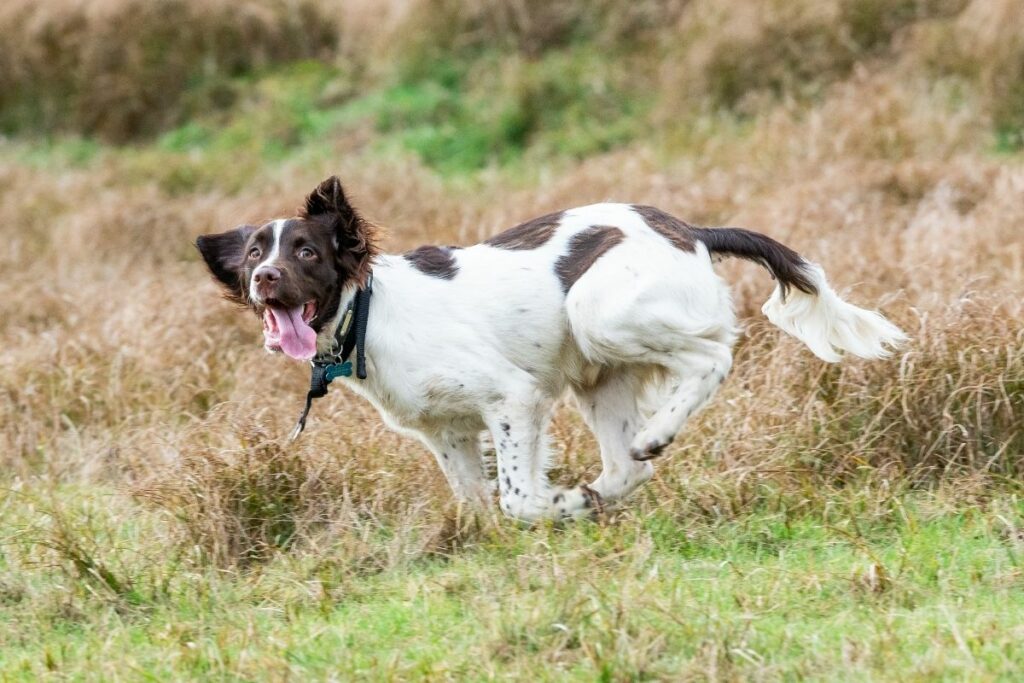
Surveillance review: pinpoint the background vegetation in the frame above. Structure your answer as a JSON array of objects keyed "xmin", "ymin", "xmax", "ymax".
[{"xmin": 1, "ymin": 0, "xmax": 1022, "ymax": 679}]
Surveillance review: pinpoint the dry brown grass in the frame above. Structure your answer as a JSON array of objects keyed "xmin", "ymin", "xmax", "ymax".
[
  {"xmin": 0, "ymin": 0, "xmax": 1020, "ymax": 564},
  {"xmin": 2, "ymin": 113, "xmax": 1021, "ymax": 571}
]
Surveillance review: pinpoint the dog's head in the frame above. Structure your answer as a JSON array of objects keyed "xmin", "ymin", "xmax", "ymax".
[{"xmin": 196, "ymin": 176, "xmax": 377, "ymax": 360}]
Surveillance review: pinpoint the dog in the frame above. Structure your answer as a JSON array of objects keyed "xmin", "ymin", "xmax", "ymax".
[{"xmin": 196, "ymin": 176, "xmax": 905, "ymax": 521}]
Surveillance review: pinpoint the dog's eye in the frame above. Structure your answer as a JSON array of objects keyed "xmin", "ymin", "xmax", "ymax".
[
  {"xmin": 298, "ymin": 247, "xmax": 317, "ymax": 260},
  {"xmin": 248, "ymin": 247, "xmax": 261, "ymax": 260}
]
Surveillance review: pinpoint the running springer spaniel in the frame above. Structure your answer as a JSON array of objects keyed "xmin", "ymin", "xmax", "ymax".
[{"xmin": 197, "ymin": 176, "xmax": 905, "ymax": 521}]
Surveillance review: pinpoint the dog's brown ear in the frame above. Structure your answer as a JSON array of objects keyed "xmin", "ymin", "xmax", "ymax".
[
  {"xmin": 195, "ymin": 225, "xmax": 254, "ymax": 303},
  {"xmin": 302, "ymin": 176, "xmax": 377, "ymax": 286},
  {"xmin": 303, "ymin": 175, "xmax": 352, "ymax": 219}
]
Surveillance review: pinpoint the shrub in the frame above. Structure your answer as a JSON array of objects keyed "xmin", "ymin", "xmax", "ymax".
[
  {"xmin": 0, "ymin": 0, "xmax": 341, "ymax": 141},
  {"xmin": 663, "ymin": 0, "xmax": 967, "ymax": 113}
]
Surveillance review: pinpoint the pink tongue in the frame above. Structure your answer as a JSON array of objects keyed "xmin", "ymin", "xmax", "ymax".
[{"xmin": 269, "ymin": 306, "xmax": 318, "ymax": 360}]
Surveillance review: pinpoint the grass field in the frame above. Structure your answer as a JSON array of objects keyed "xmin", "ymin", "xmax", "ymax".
[
  {"xmin": 5, "ymin": 485, "xmax": 1024, "ymax": 679},
  {"xmin": 2, "ymin": 0, "xmax": 1023, "ymax": 679}
]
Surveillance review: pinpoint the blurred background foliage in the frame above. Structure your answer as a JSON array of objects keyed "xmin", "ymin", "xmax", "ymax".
[{"xmin": 1, "ymin": 0, "xmax": 1022, "ymax": 177}]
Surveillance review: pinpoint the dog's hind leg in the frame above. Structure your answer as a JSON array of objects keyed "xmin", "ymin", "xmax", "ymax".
[
  {"xmin": 574, "ymin": 371, "xmax": 654, "ymax": 502},
  {"xmin": 629, "ymin": 340, "xmax": 732, "ymax": 461}
]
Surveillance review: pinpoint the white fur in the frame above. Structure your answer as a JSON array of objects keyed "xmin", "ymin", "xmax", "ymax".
[
  {"xmin": 761, "ymin": 263, "xmax": 907, "ymax": 362},
  {"xmin": 249, "ymin": 219, "xmax": 285, "ymax": 301},
  {"xmin": 315, "ymin": 204, "xmax": 903, "ymax": 521}
]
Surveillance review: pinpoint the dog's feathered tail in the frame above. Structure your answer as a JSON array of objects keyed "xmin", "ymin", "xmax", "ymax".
[{"xmin": 693, "ymin": 227, "xmax": 907, "ymax": 362}]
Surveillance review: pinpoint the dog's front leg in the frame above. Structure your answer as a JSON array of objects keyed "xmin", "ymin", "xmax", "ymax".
[
  {"xmin": 484, "ymin": 400, "xmax": 601, "ymax": 522},
  {"xmin": 419, "ymin": 429, "xmax": 494, "ymax": 507}
]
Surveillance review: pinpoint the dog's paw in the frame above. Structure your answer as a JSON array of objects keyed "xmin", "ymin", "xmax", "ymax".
[
  {"xmin": 549, "ymin": 485, "xmax": 606, "ymax": 520},
  {"xmin": 580, "ymin": 484, "xmax": 606, "ymax": 515},
  {"xmin": 629, "ymin": 433, "xmax": 674, "ymax": 461}
]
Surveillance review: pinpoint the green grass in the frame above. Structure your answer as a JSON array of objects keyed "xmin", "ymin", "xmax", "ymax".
[
  {"xmin": 4, "ymin": 484, "xmax": 1024, "ymax": 680},
  {"xmin": 374, "ymin": 48, "xmax": 651, "ymax": 173},
  {"xmin": 3, "ymin": 46, "xmax": 653, "ymax": 188}
]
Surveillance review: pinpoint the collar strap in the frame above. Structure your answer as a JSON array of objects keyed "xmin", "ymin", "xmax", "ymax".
[{"xmin": 289, "ymin": 275, "xmax": 373, "ymax": 441}]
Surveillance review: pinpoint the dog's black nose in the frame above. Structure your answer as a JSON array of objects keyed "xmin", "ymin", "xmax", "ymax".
[{"xmin": 253, "ymin": 266, "xmax": 281, "ymax": 285}]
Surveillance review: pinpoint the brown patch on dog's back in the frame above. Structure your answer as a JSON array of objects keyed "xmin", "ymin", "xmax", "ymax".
[
  {"xmin": 555, "ymin": 226, "xmax": 625, "ymax": 292},
  {"xmin": 404, "ymin": 245, "xmax": 459, "ymax": 280},
  {"xmin": 485, "ymin": 211, "xmax": 563, "ymax": 250},
  {"xmin": 632, "ymin": 205, "xmax": 696, "ymax": 252}
]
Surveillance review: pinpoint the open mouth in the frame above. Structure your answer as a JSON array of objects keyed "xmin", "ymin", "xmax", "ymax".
[{"xmin": 262, "ymin": 300, "xmax": 319, "ymax": 360}]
